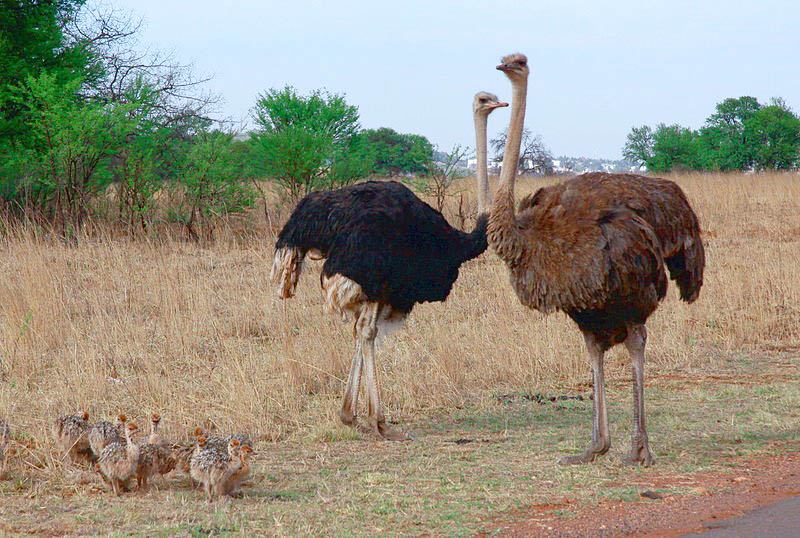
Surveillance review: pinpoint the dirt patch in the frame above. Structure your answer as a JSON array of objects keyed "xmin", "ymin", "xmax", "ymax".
[{"xmin": 495, "ymin": 449, "xmax": 800, "ymax": 537}]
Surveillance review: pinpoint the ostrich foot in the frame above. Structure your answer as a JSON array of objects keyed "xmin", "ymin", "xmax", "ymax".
[
  {"xmin": 558, "ymin": 443, "xmax": 609, "ymax": 465},
  {"xmin": 339, "ymin": 409, "xmax": 357, "ymax": 427},
  {"xmin": 622, "ymin": 436, "xmax": 654, "ymax": 467},
  {"xmin": 370, "ymin": 419, "xmax": 414, "ymax": 441}
]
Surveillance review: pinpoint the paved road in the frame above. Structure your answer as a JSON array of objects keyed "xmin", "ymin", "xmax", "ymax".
[{"xmin": 684, "ymin": 496, "xmax": 800, "ymax": 537}]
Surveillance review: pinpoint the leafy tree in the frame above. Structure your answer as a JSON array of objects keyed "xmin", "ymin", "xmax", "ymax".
[
  {"xmin": 744, "ymin": 103, "xmax": 800, "ymax": 170},
  {"xmin": 250, "ymin": 86, "xmax": 370, "ymax": 199},
  {"xmin": 491, "ymin": 128, "xmax": 553, "ymax": 175},
  {"xmin": 646, "ymin": 124, "xmax": 703, "ymax": 172},
  {"xmin": 360, "ymin": 127, "xmax": 433, "ymax": 176},
  {"xmin": 11, "ymin": 73, "xmax": 138, "ymax": 231},
  {"xmin": 625, "ymin": 96, "xmax": 800, "ymax": 172},
  {"xmin": 622, "ymin": 125, "xmax": 653, "ymax": 166},
  {"xmin": 0, "ymin": 0, "xmax": 91, "ymax": 144},
  {"xmin": 699, "ymin": 96, "xmax": 762, "ymax": 170},
  {"xmin": 170, "ymin": 131, "xmax": 254, "ymax": 240}
]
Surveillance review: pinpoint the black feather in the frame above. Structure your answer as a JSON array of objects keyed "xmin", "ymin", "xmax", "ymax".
[{"xmin": 275, "ymin": 181, "xmax": 488, "ymax": 313}]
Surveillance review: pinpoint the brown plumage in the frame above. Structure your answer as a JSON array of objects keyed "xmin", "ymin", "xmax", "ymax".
[
  {"xmin": 52, "ymin": 412, "xmax": 92, "ymax": 462},
  {"xmin": 489, "ymin": 53, "xmax": 704, "ymax": 466},
  {"xmin": 172, "ymin": 427, "xmax": 205, "ymax": 475},
  {"xmin": 135, "ymin": 442, "xmax": 159, "ymax": 490},
  {"xmin": 190, "ymin": 437, "xmax": 242, "ymax": 502},
  {"xmin": 135, "ymin": 414, "xmax": 178, "ymax": 489},
  {"xmin": 149, "ymin": 415, "xmax": 177, "ymax": 476},
  {"xmin": 223, "ymin": 444, "xmax": 253, "ymax": 497},
  {"xmin": 172, "ymin": 441, "xmax": 196, "ymax": 475},
  {"xmin": 518, "ymin": 172, "xmax": 704, "ymax": 303},
  {"xmin": 98, "ymin": 422, "xmax": 140, "ymax": 495}
]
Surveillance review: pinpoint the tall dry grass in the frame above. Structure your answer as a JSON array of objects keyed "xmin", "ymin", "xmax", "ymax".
[{"xmin": 0, "ymin": 172, "xmax": 798, "ymax": 484}]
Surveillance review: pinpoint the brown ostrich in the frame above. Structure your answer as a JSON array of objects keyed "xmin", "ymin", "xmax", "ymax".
[
  {"xmin": 271, "ymin": 92, "xmax": 506, "ymax": 440},
  {"xmin": 488, "ymin": 53, "xmax": 704, "ymax": 466}
]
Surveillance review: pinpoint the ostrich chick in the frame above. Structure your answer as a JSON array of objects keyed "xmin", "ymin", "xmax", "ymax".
[
  {"xmin": 52, "ymin": 412, "xmax": 92, "ymax": 462},
  {"xmin": 98, "ymin": 422, "xmax": 140, "ymax": 495},
  {"xmin": 136, "ymin": 414, "xmax": 175, "ymax": 488},
  {"xmin": 224, "ymin": 444, "xmax": 253, "ymax": 497},
  {"xmin": 190, "ymin": 437, "xmax": 242, "ymax": 502},
  {"xmin": 148, "ymin": 414, "xmax": 177, "ymax": 476},
  {"xmin": 195, "ymin": 428, "xmax": 253, "ymax": 451},
  {"xmin": 89, "ymin": 414, "xmax": 125, "ymax": 458},
  {"xmin": 172, "ymin": 427, "xmax": 205, "ymax": 475}
]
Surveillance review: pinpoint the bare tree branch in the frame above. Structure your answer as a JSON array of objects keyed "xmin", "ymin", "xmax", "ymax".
[{"xmin": 491, "ymin": 128, "xmax": 554, "ymax": 176}]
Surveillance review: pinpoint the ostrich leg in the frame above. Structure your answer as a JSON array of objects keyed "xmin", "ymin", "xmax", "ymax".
[
  {"xmin": 339, "ymin": 339, "xmax": 363, "ymax": 427},
  {"xmin": 362, "ymin": 303, "xmax": 411, "ymax": 441},
  {"xmin": 559, "ymin": 332, "xmax": 611, "ymax": 465},
  {"xmin": 623, "ymin": 324, "xmax": 654, "ymax": 466}
]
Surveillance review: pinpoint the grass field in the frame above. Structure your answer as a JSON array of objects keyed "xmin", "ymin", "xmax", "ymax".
[{"xmin": 0, "ymin": 172, "xmax": 799, "ymax": 535}]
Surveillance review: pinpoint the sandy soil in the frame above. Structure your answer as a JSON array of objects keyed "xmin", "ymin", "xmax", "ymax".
[{"xmin": 496, "ymin": 448, "xmax": 800, "ymax": 537}]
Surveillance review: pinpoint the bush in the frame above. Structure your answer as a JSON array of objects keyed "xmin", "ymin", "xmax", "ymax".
[
  {"xmin": 249, "ymin": 86, "xmax": 372, "ymax": 200},
  {"xmin": 170, "ymin": 131, "xmax": 254, "ymax": 240}
]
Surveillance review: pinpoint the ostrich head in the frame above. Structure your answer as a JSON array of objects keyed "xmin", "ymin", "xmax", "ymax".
[
  {"xmin": 473, "ymin": 92, "xmax": 508, "ymax": 116},
  {"xmin": 496, "ymin": 53, "xmax": 529, "ymax": 81}
]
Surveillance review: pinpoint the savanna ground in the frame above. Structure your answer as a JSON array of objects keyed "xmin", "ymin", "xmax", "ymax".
[{"xmin": 0, "ymin": 172, "xmax": 798, "ymax": 536}]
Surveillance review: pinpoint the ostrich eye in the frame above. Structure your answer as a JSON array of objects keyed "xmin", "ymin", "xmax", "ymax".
[{"xmin": 479, "ymin": 98, "xmax": 487, "ymax": 103}]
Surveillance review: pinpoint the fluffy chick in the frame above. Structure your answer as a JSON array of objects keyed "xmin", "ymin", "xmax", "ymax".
[
  {"xmin": 88, "ymin": 414, "xmax": 125, "ymax": 458},
  {"xmin": 52, "ymin": 412, "xmax": 92, "ymax": 462},
  {"xmin": 98, "ymin": 422, "xmax": 140, "ymax": 495},
  {"xmin": 190, "ymin": 437, "xmax": 242, "ymax": 502}
]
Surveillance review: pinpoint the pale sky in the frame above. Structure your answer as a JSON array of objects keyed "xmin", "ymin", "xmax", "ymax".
[{"xmin": 115, "ymin": 0, "xmax": 799, "ymax": 159}]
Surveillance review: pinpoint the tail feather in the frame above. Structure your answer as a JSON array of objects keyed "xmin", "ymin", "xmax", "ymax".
[
  {"xmin": 270, "ymin": 247, "xmax": 304, "ymax": 299},
  {"xmin": 665, "ymin": 233, "xmax": 704, "ymax": 303}
]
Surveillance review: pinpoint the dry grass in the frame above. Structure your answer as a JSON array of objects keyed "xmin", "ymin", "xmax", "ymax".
[{"xmin": 0, "ymin": 171, "xmax": 799, "ymax": 535}]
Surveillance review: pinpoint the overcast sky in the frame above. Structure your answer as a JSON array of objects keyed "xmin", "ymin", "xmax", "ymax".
[{"xmin": 114, "ymin": 0, "xmax": 799, "ymax": 159}]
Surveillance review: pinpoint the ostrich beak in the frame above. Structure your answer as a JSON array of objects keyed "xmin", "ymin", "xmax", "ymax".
[
  {"xmin": 489, "ymin": 102, "xmax": 509, "ymax": 109},
  {"xmin": 497, "ymin": 64, "xmax": 511, "ymax": 72}
]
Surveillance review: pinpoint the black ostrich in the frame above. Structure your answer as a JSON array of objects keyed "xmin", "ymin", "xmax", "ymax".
[{"xmin": 271, "ymin": 93, "xmax": 507, "ymax": 440}]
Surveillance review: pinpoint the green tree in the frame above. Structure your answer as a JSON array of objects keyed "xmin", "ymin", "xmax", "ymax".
[
  {"xmin": 361, "ymin": 127, "xmax": 433, "ymax": 176},
  {"xmin": 0, "ymin": 0, "xmax": 91, "ymax": 144},
  {"xmin": 647, "ymin": 124, "xmax": 703, "ymax": 172},
  {"xmin": 622, "ymin": 125, "xmax": 653, "ymax": 166},
  {"xmin": 699, "ymin": 96, "xmax": 762, "ymax": 170},
  {"xmin": 171, "ymin": 131, "xmax": 254, "ymax": 240},
  {"xmin": 250, "ymin": 86, "xmax": 370, "ymax": 199},
  {"xmin": 10, "ymin": 73, "xmax": 137, "ymax": 231},
  {"xmin": 744, "ymin": 102, "xmax": 800, "ymax": 170}
]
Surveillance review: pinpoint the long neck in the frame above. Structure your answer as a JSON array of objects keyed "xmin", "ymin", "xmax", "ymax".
[
  {"xmin": 124, "ymin": 429, "xmax": 136, "ymax": 453},
  {"xmin": 474, "ymin": 112, "xmax": 490, "ymax": 213},
  {"xmin": 149, "ymin": 422, "xmax": 159, "ymax": 444},
  {"xmin": 488, "ymin": 78, "xmax": 529, "ymax": 264}
]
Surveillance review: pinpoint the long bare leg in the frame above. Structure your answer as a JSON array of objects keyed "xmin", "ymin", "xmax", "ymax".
[
  {"xmin": 559, "ymin": 331, "xmax": 610, "ymax": 465},
  {"xmin": 362, "ymin": 304, "xmax": 411, "ymax": 441},
  {"xmin": 623, "ymin": 324, "xmax": 654, "ymax": 466},
  {"xmin": 339, "ymin": 339, "xmax": 363, "ymax": 427}
]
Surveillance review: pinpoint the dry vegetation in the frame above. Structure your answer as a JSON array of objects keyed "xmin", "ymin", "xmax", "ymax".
[{"xmin": 0, "ymin": 172, "xmax": 799, "ymax": 535}]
